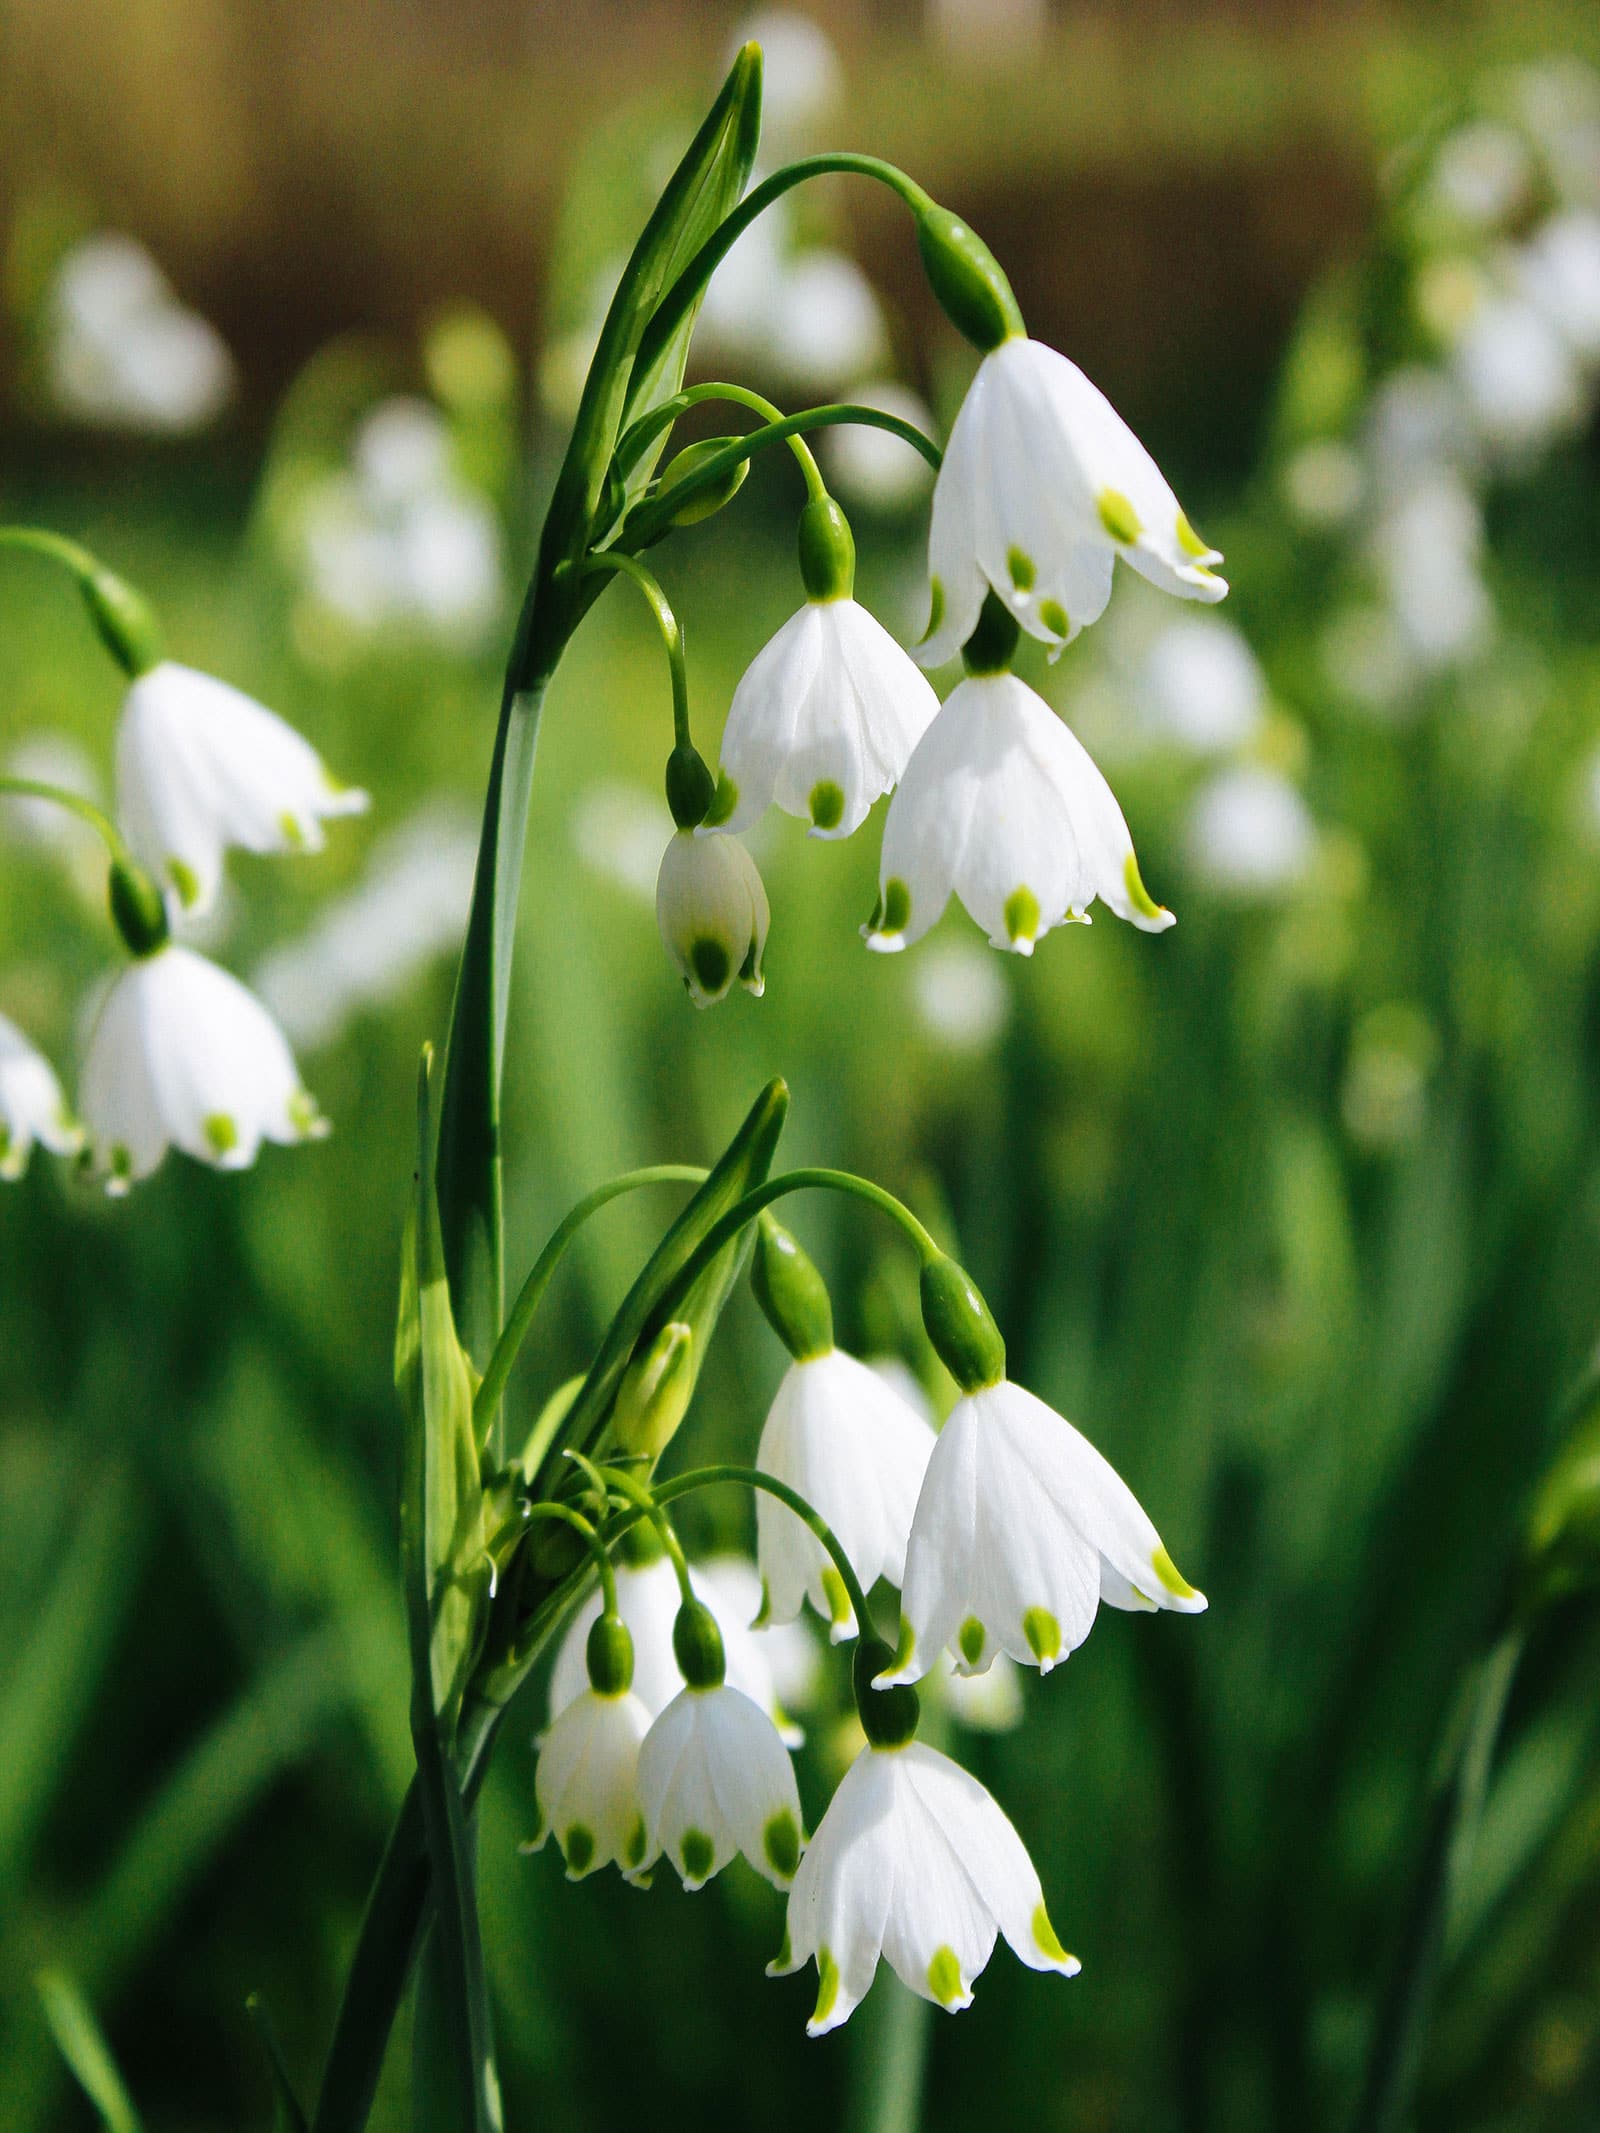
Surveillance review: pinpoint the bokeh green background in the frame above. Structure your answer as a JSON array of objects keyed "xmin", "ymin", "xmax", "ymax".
[{"xmin": 4, "ymin": 4, "xmax": 1600, "ymax": 2129}]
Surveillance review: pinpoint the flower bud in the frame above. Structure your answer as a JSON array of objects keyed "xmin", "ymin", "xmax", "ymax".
[
  {"xmin": 665, "ymin": 741, "xmax": 715, "ymax": 830},
  {"xmin": 656, "ymin": 827, "xmax": 770, "ymax": 1008},
  {"xmin": 585, "ymin": 1611, "xmax": 635, "ymax": 1696},
  {"xmin": 1521, "ymin": 1375, "xmax": 1600, "ymax": 1611},
  {"xmin": 80, "ymin": 566, "xmax": 163, "ymax": 679},
  {"xmin": 796, "ymin": 494, "xmax": 855, "ymax": 603},
  {"xmin": 751, "ymin": 1214, "xmax": 833, "ymax": 1361},
  {"xmin": 107, "ymin": 857, "xmax": 170, "ymax": 958},
  {"xmin": 854, "ymin": 1636, "xmax": 920, "ymax": 1748},
  {"xmin": 656, "ymin": 436, "xmax": 751, "ymax": 526},
  {"xmin": 612, "ymin": 1321, "xmax": 696, "ymax": 1458},
  {"xmin": 672, "ymin": 1596, "xmax": 727, "ymax": 1689},
  {"xmin": 919, "ymin": 1253, "xmax": 1006, "ymax": 1393},
  {"xmin": 915, "ymin": 204, "xmax": 1024, "ymax": 353}
]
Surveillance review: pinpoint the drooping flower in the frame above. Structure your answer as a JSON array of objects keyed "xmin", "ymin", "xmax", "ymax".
[
  {"xmin": 918, "ymin": 336, "xmax": 1225, "ymax": 669},
  {"xmin": 864, "ymin": 671, "xmax": 1173, "ymax": 956},
  {"xmin": 771, "ymin": 1739, "xmax": 1077, "ymax": 2033},
  {"xmin": 877, "ymin": 1379, "xmax": 1206, "ymax": 1686},
  {"xmin": 755, "ymin": 1349, "xmax": 936, "ymax": 1640},
  {"xmin": 655, "ymin": 827, "xmax": 769, "ymax": 1007},
  {"xmin": 530, "ymin": 1682, "xmax": 653, "ymax": 1881},
  {"xmin": 636, "ymin": 1680, "xmax": 805, "ymax": 1891},
  {"xmin": 0, "ymin": 1013, "xmax": 82, "ymax": 1180},
  {"xmin": 116, "ymin": 662, "xmax": 368, "ymax": 914},
  {"xmin": 78, "ymin": 945, "xmax": 327, "ymax": 1193},
  {"xmin": 709, "ymin": 600, "xmax": 938, "ymax": 840}
]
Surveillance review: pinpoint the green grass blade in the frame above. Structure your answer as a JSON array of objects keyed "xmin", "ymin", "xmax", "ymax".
[{"xmin": 34, "ymin": 1971, "xmax": 143, "ymax": 2133}]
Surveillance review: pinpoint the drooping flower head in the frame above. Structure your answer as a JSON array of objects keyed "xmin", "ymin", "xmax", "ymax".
[
  {"xmin": 529, "ymin": 1614, "xmax": 652, "ymax": 1882},
  {"xmin": 655, "ymin": 827, "xmax": 769, "ymax": 1008},
  {"xmin": 0, "ymin": 1013, "xmax": 81, "ymax": 1180}
]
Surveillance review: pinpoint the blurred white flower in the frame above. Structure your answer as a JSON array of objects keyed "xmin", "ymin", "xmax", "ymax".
[
  {"xmin": 911, "ymin": 936, "xmax": 1010, "ymax": 1053},
  {"xmin": 45, "ymin": 234, "xmax": 234, "ymax": 436},
  {"xmin": 936, "ymin": 1649, "xmax": 1025, "ymax": 1733},
  {"xmin": 1185, "ymin": 764, "xmax": 1317, "ymax": 898},
  {"xmin": 1363, "ymin": 367, "xmax": 1475, "ymax": 498},
  {"xmin": 1514, "ymin": 59, "xmax": 1600, "ymax": 208},
  {"xmin": 656, "ymin": 827, "xmax": 769, "ymax": 1007},
  {"xmin": 1516, "ymin": 210, "xmax": 1600, "ymax": 361},
  {"xmin": 1427, "ymin": 120, "xmax": 1533, "ymax": 233},
  {"xmin": 767, "ymin": 251, "xmax": 890, "ymax": 396},
  {"xmin": 1319, "ymin": 606, "xmax": 1419, "ymax": 719},
  {"xmin": 731, "ymin": 13, "xmax": 842, "ymax": 151},
  {"xmin": 352, "ymin": 398, "xmax": 454, "ymax": 504},
  {"xmin": 694, "ymin": 208, "xmax": 793, "ymax": 374},
  {"xmin": 3, "ymin": 735, "xmax": 109, "ymax": 909},
  {"xmin": 1136, "ymin": 616, "xmax": 1267, "ymax": 756},
  {"xmin": 253, "ymin": 802, "xmax": 479, "ymax": 1050},
  {"xmin": 0, "ymin": 1012, "xmax": 81, "ymax": 1180},
  {"xmin": 1369, "ymin": 470, "xmax": 1492, "ymax": 671},
  {"xmin": 1280, "ymin": 439, "xmax": 1365, "ymax": 530},
  {"xmin": 572, "ymin": 781, "xmax": 675, "ymax": 902},
  {"xmin": 693, "ymin": 1555, "xmax": 821, "ymax": 1718},
  {"xmin": 1452, "ymin": 293, "xmax": 1586, "ymax": 458},
  {"xmin": 820, "ymin": 380, "xmax": 938, "ymax": 513}
]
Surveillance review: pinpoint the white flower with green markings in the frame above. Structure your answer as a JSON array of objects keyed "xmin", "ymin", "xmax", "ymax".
[
  {"xmin": 708, "ymin": 598, "xmax": 938, "ymax": 840},
  {"xmin": 755, "ymin": 1349, "xmax": 935, "ymax": 1640},
  {"xmin": 864, "ymin": 671, "xmax": 1173, "ymax": 956},
  {"xmin": 530, "ymin": 1683, "xmax": 652, "ymax": 1882},
  {"xmin": 918, "ymin": 336, "xmax": 1226, "ymax": 668},
  {"xmin": 878, "ymin": 1379, "xmax": 1207, "ymax": 1684},
  {"xmin": 636, "ymin": 1677, "xmax": 805, "ymax": 1892},
  {"xmin": 116, "ymin": 661, "xmax": 368, "ymax": 914},
  {"xmin": 771, "ymin": 1738, "xmax": 1077, "ymax": 2033},
  {"xmin": 79, "ymin": 944, "xmax": 327, "ymax": 1192},
  {"xmin": 655, "ymin": 827, "xmax": 769, "ymax": 1008},
  {"xmin": 0, "ymin": 1012, "xmax": 82, "ymax": 1180}
]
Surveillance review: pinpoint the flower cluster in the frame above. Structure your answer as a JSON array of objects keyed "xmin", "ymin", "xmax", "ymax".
[{"xmin": 0, "ymin": 546, "xmax": 365, "ymax": 1192}]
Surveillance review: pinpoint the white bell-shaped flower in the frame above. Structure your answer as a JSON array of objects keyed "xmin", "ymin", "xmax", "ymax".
[
  {"xmin": 636, "ymin": 1680, "xmax": 805, "ymax": 1891},
  {"xmin": 755, "ymin": 1350, "xmax": 936, "ymax": 1640},
  {"xmin": 530, "ymin": 1684, "xmax": 652, "ymax": 1881},
  {"xmin": 711, "ymin": 600, "xmax": 938, "ymax": 840},
  {"xmin": 116, "ymin": 662, "xmax": 368, "ymax": 914},
  {"xmin": 548, "ymin": 1555, "xmax": 803, "ymax": 1743},
  {"xmin": 0, "ymin": 1013, "xmax": 82, "ymax": 1180},
  {"xmin": 864, "ymin": 672, "xmax": 1173, "ymax": 956},
  {"xmin": 655, "ymin": 828, "xmax": 769, "ymax": 1008},
  {"xmin": 79, "ymin": 945, "xmax": 327, "ymax": 1193},
  {"xmin": 878, "ymin": 1379, "xmax": 1206, "ymax": 1686},
  {"xmin": 771, "ymin": 1739, "xmax": 1077, "ymax": 2033},
  {"xmin": 920, "ymin": 336, "xmax": 1226, "ymax": 668}
]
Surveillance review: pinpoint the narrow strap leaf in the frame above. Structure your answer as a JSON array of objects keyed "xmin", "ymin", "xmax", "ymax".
[
  {"xmin": 35, "ymin": 1971, "xmax": 143, "ymax": 2133},
  {"xmin": 247, "ymin": 1994, "xmax": 311, "ymax": 2133}
]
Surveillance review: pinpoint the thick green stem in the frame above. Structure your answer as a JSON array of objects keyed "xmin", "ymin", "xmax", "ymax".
[
  {"xmin": 616, "ymin": 381, "xmax": 828, "ymax": 501},
  {"xmin": 650, "ymin": 1463, "xmax": 877, "ymax": 1636},
  {"xmin": 0, "ymin": 777, "xmax": 128, "ymax": 863}
]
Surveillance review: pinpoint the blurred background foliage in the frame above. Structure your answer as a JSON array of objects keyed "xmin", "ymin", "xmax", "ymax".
[{"xmin": 4, "ymin": 3, "xmax": 1600, "ymax": 2130}]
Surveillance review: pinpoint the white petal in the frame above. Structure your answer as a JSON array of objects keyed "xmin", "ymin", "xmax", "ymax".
[
  {"xmin": 637, "ymin": 1685, "xmax": 801, "ymax": 1889},
  {"xmin": 901, "ymin": 1743, "xmax": 1078, "ymax": 1977},
  {"xmin": 0, "ymin": 1014, "xmax": 80, "ymax": 1177},
  {"xmin": 780, "ymin": 1746, "xmax": 898, "ymax": 2034},
  {"xmin": 655, "ymin": 830, "xmax": 769, "ymax": 1006},
  {"xmin": 533, "ymin": 1688, "xmax": 651, "ymax": 1878},
  {"xmin": 882, "ymin": 1400, "xmax": 981, "ymax": 1684}
]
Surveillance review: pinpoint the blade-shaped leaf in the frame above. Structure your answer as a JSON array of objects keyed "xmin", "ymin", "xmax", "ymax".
[{"xmin": 35, "ymin": 1971, "xmax": 142, "ymax": 2133}]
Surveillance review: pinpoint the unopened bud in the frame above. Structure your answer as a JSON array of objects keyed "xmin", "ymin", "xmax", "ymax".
[
  {"xmin": 796, "ymin": 494, "xmax": 855, "ymax": 603},
  {"xmin": 108, "ymin": 858, "xmax": 169, "ymax": 958},
  {"xmin": 656, "ymin": 436, "xmax": 750, "ymax": 526},
  {"xmin": 916, "ymin": 204, "xmax": 1025, "ymax": 353},
  {"xmin": 751, "ymin": 1214, "xmax": 833, "ymax": 1361},
  {"xmin": 586, "ymin": 1612, "xmax": 635, "ymax": 1696},
  {"xmin": 665, "ymin": 742, "xmax": 715, "ymax": 830},
  {"xmin": 612, "ymin": 1321, "xmax": 697, "ymax": 1458},
  {"xmin": 81, "ymin": 567, "xmax": 163, "ymax": 679},
  {"xmin": 672, "ymin": 1597, "xmax": 726, "ymax": 1690},
  {"xmin": 919, "ymin": 1253, "xmax": 1006, "ymax": 1393}
]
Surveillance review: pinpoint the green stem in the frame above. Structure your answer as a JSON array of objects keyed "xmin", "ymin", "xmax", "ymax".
[
  {"xmin": 578, "ymin": 553, "xmax": 693, "ymax": 748},
  {"xmin": 523, "ymin": 1503, "xmax": 616, "ymax": 1617},
  {"xmin": 617, "ymin": 381, "xmax": 828, "ymax": 501},
  {"xmin": 1351, "ymin": 1626, "xmax": 1525, "ymax": 2133},
  {"xmin": 0, "ymin": 525, "xmax": 104, "ymax": 576},
  {"xmin": 642, "ymin": 1463, "xmax": 875, "ymax": 1638},
  {"xmin": 0, "ymin": 777, "xmax": 128, "ymax": 863},
  {"xmin": 577, "ymin": 1458, "xmax": 695, "ymax": 1605},
  {"xmin": 475, "ymin": 1166, "xmax": 707, "ymax": 1437}
]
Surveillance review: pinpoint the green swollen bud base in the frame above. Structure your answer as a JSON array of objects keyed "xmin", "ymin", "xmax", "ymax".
[
  {"xmin": 751, "ymin": 1213, "xmax": 833, "ymax": 1361},
  {"xmin": 612, "ymin": 1320, "xmax": 696, "ymax": 1458},
  {"xmin": 586, "ymin": 1612, "xmax": 635, "ymax": 1696},
  {"xmin": 916, "ymin": 204, "xmax": 1025, "ymax": 353},
  {"xmin": 797, "ymin": 494, "xmax": 856, "ymax": 603},
  {"xmin": 854, "ymin": 1638, "xmax": 919, "ymax": 1748},
  {"xmin": 81, "ymin": 567, "xmax": 163, "ymax": 679},
  {"xmin": 920, "ymin": 1253, "xmax": 1006, "ymax": 1392},
  {"xmin": 666, "ymin": 743, "xmax": 715, "ymax": 829},
  {"xmin": 672, "ymin": 1598, "xmax": 727, "ymax": 1690},
  {"xmin": 108, "ymin": 859, "xmax": 170, "ymax": 958},
  {"xmin": 961, "ymin": 590, "xmax": 1022, "ymax": 676}
]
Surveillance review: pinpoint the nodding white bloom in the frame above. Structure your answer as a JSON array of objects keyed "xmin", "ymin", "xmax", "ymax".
[
  {"xmin": 46, "ymin": 233, "xmax": 235, "ymax": 437},
  {"xmin": 711, "ymin": 600, "xmax": 939, "ymax": 840},
  {"xmin": 772, "ymin": 1740, "xmax": 1077, "ymax": 2033},
  {"xmin": 79, "ymin": 945, "xmax": 327, "ymax": 1193},
  {"xmin": 756, "ymin": 1350, "xmax": 936, "ymax": 1641},
  {"xmin": 0, "ymin": 1014, "xmax": 81, "ymax": 1180},
  {"xmin": 116, "ymin": 662, "xmax": 368, "ymax": 915},
  {"xmin": 655, "ymin": 828, "xmax": 769, "ymax": 1007},
  {"xmin": 530, "ymin": 1683, "xmax": 652, "ymax": 1881},
  {"xmin": 636, "ymin": 1682, "xmax": 804, "ymax": 1891},
  {"xmin": 1452, "ymin": 294, "xmax": 1585, "ymax": 458},
  {"xmin": 1517, "ymin": 210, "xmax": 1600, "ymax": 361},
  {"xmin": 878, "ymin": 1379, "xmax": 1206, "ymax": 1686},
  {"xmin": 919, "ymin": 336, "xmax": 1225, "ymax": 669},
  {"xmin": 864, "ymin": 671, "xmax": 1173, "ymax": 957},
  {"xmin": 548, "ymin": 1556, "xmax": 804, "ymax": 1743}
]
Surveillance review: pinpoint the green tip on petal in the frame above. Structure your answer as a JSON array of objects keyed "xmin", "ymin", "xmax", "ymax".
[
  {"xmin": 1004, "ymin": 885, "xmax": 1040, "ymax": 949},
  {"xmin": 919, "ymin": 577, "xmax": 945, "ymax": 645},
  {"xmin": 1023, "ymin": 1606, "xmax": 1062, "ymax": 1667},
  {"xmin": 822, "ymin": 1565, "xmax": 853, "ymax": 1633},
  {"xmin": 624, "ymin": 1814, "xmax": 648, "ymax": 1870},
  {"xmin": 1097, "ymin": 488, "xmax": 1143, "ymax": 544},
  {"xmin": 1037, "ymin": 597, "xmax": 1071, "ymax": 640},
  {"xmin": 958, "ymin": 1615, "xmax": 986, "ymax": 1669},
  {"xmin": 689, "ymin": 937, "xmax": 732, "ymax": 997},
  {"xmin": 167, "ymin": 857, "xmax": 201, "ymax": 909},
  {"xmin": 809, "ymin": 779, "xmax": 845, "ymax": 833},
  {"xmin": 681, "ymin": 1828, "xmax": 716, "ymax": 1884},
  {"xmin": 812, "ymin": 1947, "xmax": 840, "ymax": 2027},
  {"xmin": 763, "ymin": 1810, "xmax": 801, "ymax": 1882},
  {"xmin": 928, "ymin": 1946, "xmax": 968, "ymax": 2008},
  {"xmin": 1123, "ymin": 852, "xmax": 1173, "ymax": 929},
  {"xmin": 1175, "ymin": 511, "xmax": 1211, "ymax": 559},
  {"xmin": 1032, "ymin": 1904, "xmax": 1077, "ymax": 1970},
  {"xmin": 277, "ymin": 810, "xmax": 308, "ymax": 850},
  {"xmin": 562, "ymin": 1823, "xmax": 595, "ymax": 1878},
  {"xmin": 1006, "ymin": 546, "xmax": 1036, "ymax": 592},
  {"xmin": 1152, "ymin": 1545, "xmax": 1203, "ymax": 1603},
  {"xmin": 204, "ymin": 1112, "xmax": 239, "ymax": 1158}
]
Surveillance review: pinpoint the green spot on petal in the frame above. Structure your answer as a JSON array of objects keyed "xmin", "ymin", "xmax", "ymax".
[
  {"xmin": 1006, "ymin": 546, "xmax": 1036, "ymax": 592},
  {"xmin": 563, "ymin": 1823, "xmax": 594, "ymax": 1876},
  {"xmin": 624, "ymin": 1813, "xmax": 647, "ymax": 1868},
  {"xmin": 689, "ymin": 938, "xmax": 731, "ymax": 997},
  {"xmin": 920, "ymin": 577, "xmax": 945, "ymax": 644},
  {"xmin": 703, "ymin": 771, "xmax": 738, "ymax": 827},
  {"xmin": 1175, "ymin": 511, "xmax": 1210, "ymax": 558},
  {"xmin": 1004, "ymin": 885, "xmax": 1040, "ymax": 945},
  {"xmin": 774, "ymin": 1927, "xmax": 792, "ymax": 1971},
  {"xmin": 278, "ymin": 810, "xmax": 308, "ymax": 850},
  {"xmin": 1097, "ymin": 488, "xmax": 1142, "ymax": 544},
  {"xmin": 1032, "ymin": 1903, "xmax": 1070, "ymax": 1963},
  {"xmin": 1123, "ymin": 851, "xmax": 1171, "ymax": 926},
  {"xmin": 958, "ymin": 1616, "xmax": 986, "ymax": 1668},
  {"xmin": 928, "ymin": 1945, "xmax": 965, "ymax": 2007},
  {"xmin": 681, "ymin": 1828, "xmax": 715, "ymax": 1883},
  {"xmin": 880, "ymin": 878, "xmax": 911, "ymax": 935},
  {"xmin": 809, "ymin": 779, "xmax": 845, "ymax": 832},
  {"xmin": 890, "ymin": 1616, "xmax": 915, "ymax": 1673},
  {"xmin": 763, "ymin": 1809, "xmax": 801, "ymax": 1882},
  {"xmin": 1037, "ymin": 598, "xmax": 1070, "ymax": 639},
  {"xmin": 821, "ymin": 1565, "xmax": 852, "ymax": 1631},
  {"xmin": 167, "ymin": 857, "xmax": 200, "ymax": 908},
  {"xmin": 204, "ymin": 1112, "xmax": 238, "ymax": 1158},
  {"xmin": 1152, "ymin": 1545, "xmax": 1199, "ymax": 1600},
  {"xmin": 108, "ymin": 1143, "xmax": 134, "ymax": 1188},
  {"xmin": 288, "ymin": 1089, "xmax": 328, "ymax": 1141},
  {"xmin": 813, "ymin": 1947, "xmax": 840, "ymax": 2025},
  {"xmin": 1023, "ymin": 1606, "xmax": 1062, "ymax": 1665}
]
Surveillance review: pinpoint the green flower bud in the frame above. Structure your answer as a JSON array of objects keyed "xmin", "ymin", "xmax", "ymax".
[
  {"xmin": 108, "ymin": 859, "xmax": 170, "ymax": 958},
  {"xmin": 665, "ymin": 742, "xmax": 716, "ymax": 829},
  {"xmin": 586, "ymin": 1612, "xmax": 635, "ymax": 1696},
  {"xmin": 612, "ymin": 1320, "xmax": 696, "ymax": 1458},
  {"xmin": 960, "ymin": 590, "xmax": 1021, "ymax": 676},
  {"xmin": 920, "ymin": 1253, "xmax": 1006, "ymax": 1393},
  {"xmin": 916, "ymin": 204, "xmax": 1025, "ymax": 353},
  {"xmin": 751, "ymin": 1213, "xmax": 834, "ymax": 1361},
  {"xmin": 80, "ymin": 566, "xmax": 163, "ymax": 679},
  {"xmin": 854, "ymin": 1636, "xmax": 920, "ymax": 1748},
  {"xmin": 672, "ymin": 1597, "xmax": 726, "ymax": 1690},
  {"xmin": 797, "ymin": 494, "xmax": 856, "ymax": 603},
  {"xmin": 1522, "ymin": 1376, "xmax": 1600, "ymax": 1611},
  {"xmin": 656, "ymin": 436, "xmax": 751, "ymax": 525}
]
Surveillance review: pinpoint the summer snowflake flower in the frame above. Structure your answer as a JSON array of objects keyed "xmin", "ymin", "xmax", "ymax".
[
  {"xmin": 530, "ymin": 1683, "xmax": 652, "ymax": 1881},
  {"xmin": 636, "ymin": 1681, "xmax": 805, "ymax": 1891},
  {"xmin": 0, "ymin": 1013, "xmax": 81, "ymax": 1180},
  {"xmin": 116, "ymin": 662, "xmax": 368, "ymax": 914},
  {"xmin": 864, "ymin": 672, "xmax": 1172, "ymax": 956},
  {"xmin": 771, "ymin": 1739, "xmax": 1077, "ymax": 2034},
  {"xmin": 919, "ymin": 337, "xmax": 1226, "ymax": 668},
  {"xmin": 655, "ymin": 828, "xmax": 769, "ymax": 1008},
  {"xmin": 709, "ymin": 599, "xmax": 938, "ymax": 840},
  {"xmin": 79, "ymin": 945, "xmax": 327, "ymax": 1192},
  {"xmin": 878, "ymin": 1379, "xmax": 1206, "ymax": 1685},
  {"xmin": 755, "ymin": 1349, "xmax": 936, "ymax": 1640}
]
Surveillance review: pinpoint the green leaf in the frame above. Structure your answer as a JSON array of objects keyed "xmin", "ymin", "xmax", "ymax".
[
  {"xmin": 35, "ymin": 1971, "xmax": 142, "ymax": 2133},
  {"xmin": 247, "ymin": 1995, "xmax": 310, "ymax": 2133}
]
